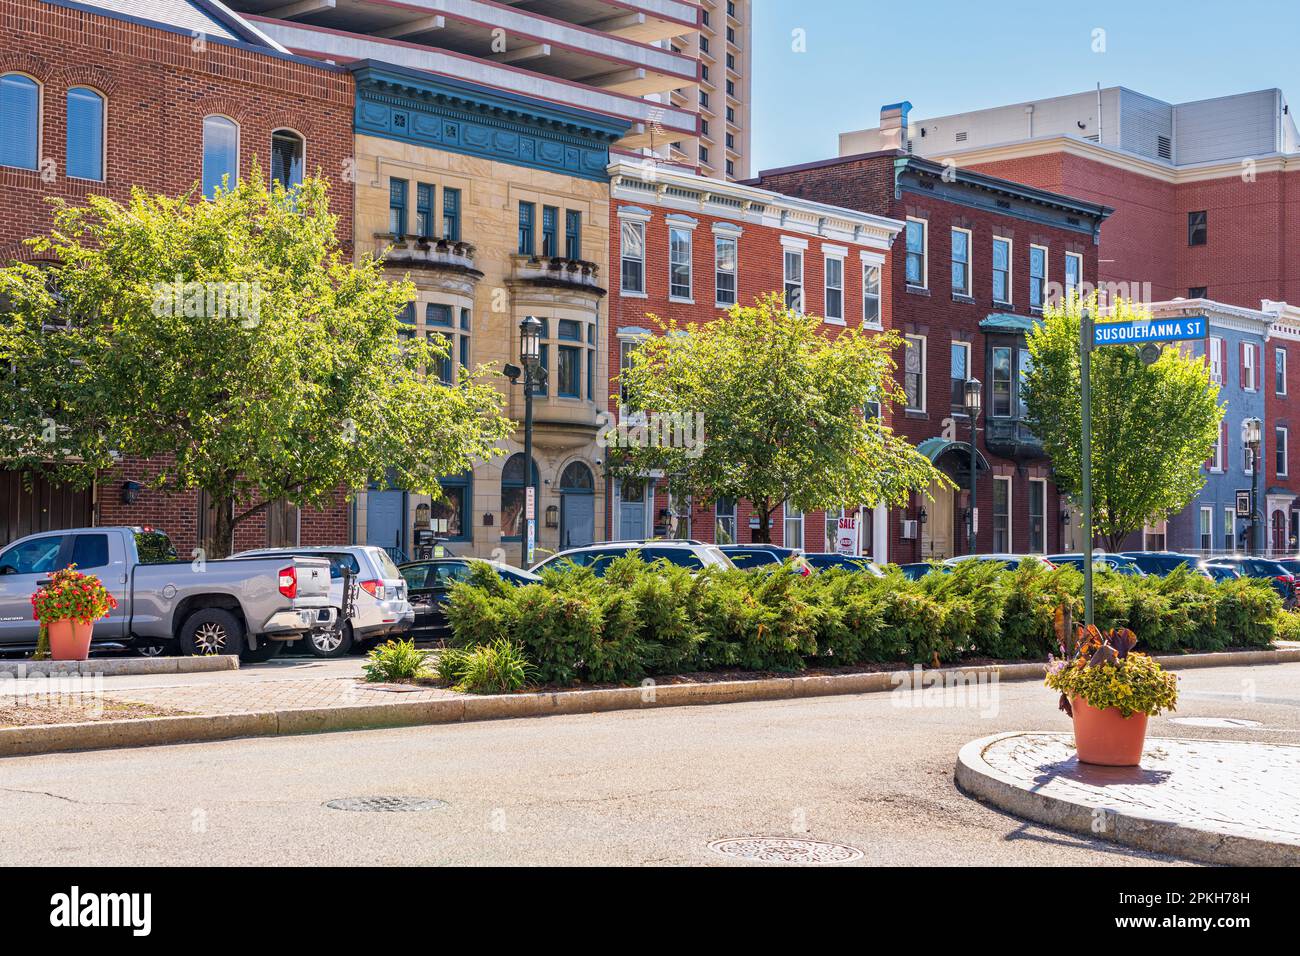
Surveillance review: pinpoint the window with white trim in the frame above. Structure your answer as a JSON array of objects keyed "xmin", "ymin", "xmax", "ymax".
[
  {"xmin": 669, "ymin": 226, "xmax": 693, "ymax": 300},
  {"xmin": 783, "ymin": 248, "xmax": 803, "ymax": 312},
  {"xmin": 1208, "ymin": 336, "xmax": 1223, "ymax": 386},
  {"xmin": 1028, "ymin": 479, "xmax": 1046, "ymax": 553},
  {"xmin": 714, "ymin": 234, "xmax": 737, "ymax": 307},
  {"xmin": 1200, "ymin": 507, "xmax": 1213, "ymax": 552},
  {"xmin": 715, "ymin": 498, "xmax": 737, "ymax": 544},
  {"xmin": 903, "ymin": 334, "xmax": 926, "ymax": 412},
  {"xmin": 992, "ymin": 237, "xmax": 1012, "ymax": 304},
  {"xmin": 1224, "ymin": 507, "xmax": 1235, "ymax": 551},
  {"xmin": 1029, "ymin": 244, "xmax": 1047, "ymax": 311},
  {"xmin": 1276, "ymin": 347, "xmax": 1287, "ymax": 396},
  {"xmin": 620, "ymin": 219, "xmax": 645, "ymax": 294},
  {"xmin": 951, "ymin": 227, "xmax": 971, "ymax": 297},
  {"xmin": 1209, "ymin": 420, "xmax": 1225, "ymax": 473},
  {"xmin": 824, "ymin": 253, "xmax": 844, "ymax": 322},
  {"xmin": 1277, "ymin": 426, "xmax": 1289, "ymax": 478},
  {"xmin": 67, "ymin": 86, "xmax": 105, "ymax": 182},
  {"xmin": 950, "ymin": 341, "xmax": 970, "ymax": 410},
  {"xmin": 863, "ymin": 261, "xmax": 882, "ymax": 327},
  {"xmin": 0, "ymin": 73, "xmax": 41, "ymax": 171},
  {"xmin": 905, "ymin": 218, "xmax": 927, "ymax": 288},
  {"xmin": 202, "ymin": 115, "xmax": 239, "ymax": 198},
  {"xmin": 1064, "ymin": 252, "xmax": 1083, "ymax": 301},
  {"xmin": 992, "ymin": 476, "xmax": 1011, "ymax": 552},
  {"xmin": 783, "ymin": 504, "xmax": 804, "ymax": 551},
  {"xmin": 1243, "ymin": 342, "xmax": 1258, "ymax": 392}
]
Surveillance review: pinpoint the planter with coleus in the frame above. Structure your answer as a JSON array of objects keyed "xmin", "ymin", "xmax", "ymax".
[
  {"xmin": 30, "ymin": 566, "xmax": 118, "ymax": 661},
  {"xmin": 1045, "ymin": 625, "xmax": 1179, "ymax": 766}
]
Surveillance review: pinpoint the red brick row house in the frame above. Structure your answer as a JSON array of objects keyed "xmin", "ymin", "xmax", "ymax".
[
  {"xmin": 604, "ymin": 158, "xmax": 904, "ymax": 555},
  {"xmin": 754, "ymin": 105, "xmax": 1113, "ymax": 562},
  {"xmin": 0, "ymin": 0, "xmax": 355, "ymax": 552}
]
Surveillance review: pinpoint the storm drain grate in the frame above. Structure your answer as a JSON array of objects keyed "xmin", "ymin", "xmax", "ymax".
[
  {"xmin": 325, "ymin": 796, "xmax": 447, "ymax": 813},
  {"xmin": 1168, "ymin": 717, "xmax": 1262, "ymax": 729},
  {"xmin": 708, "ymin": 838, "xmax": 863, "ymax": 865}
]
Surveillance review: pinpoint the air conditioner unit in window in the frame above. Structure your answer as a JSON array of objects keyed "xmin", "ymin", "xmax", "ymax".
[{"xmin": 901, "ymin": 519, "xmax": 919, "ymax": 540}]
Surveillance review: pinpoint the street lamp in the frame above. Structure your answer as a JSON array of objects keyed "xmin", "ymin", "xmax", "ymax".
[
  {"xmin": 963, "ymin": 378, "xmax": 982, "ymax": 553},
  {"xmin": 518, "ymin": 315, "xmax": 544, "ymax": 568},
  {"xmin": 1243, "ymin": 416, "xmax": 1263, "ymax": 555}
]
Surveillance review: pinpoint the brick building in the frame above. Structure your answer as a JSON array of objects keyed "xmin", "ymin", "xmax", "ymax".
[
  {"xmin": 0, "ymin": 0, "xmax": 355, "ymax": 551},
  {"xmin": 605, "ymin": 158, "xmax": 903, "ymax": 555},
  {"xmin": 756, "ymin": 107, "xmax": 1112, "ymax": 562}
]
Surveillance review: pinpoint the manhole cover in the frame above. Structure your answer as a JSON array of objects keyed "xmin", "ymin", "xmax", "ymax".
[
  {"xmin": 324, "ymin": 796, "xmax": 447, "ymax": 812},
  {"xmin": 1169, "ymin": 717, "xmax": 1262, "ymax": 728},
  {"xmin": 708, "ymin": 838, "xmax": 863, "ymax": 865}
]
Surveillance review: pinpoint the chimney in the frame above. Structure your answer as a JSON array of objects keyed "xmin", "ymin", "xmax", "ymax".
[{"xmin": 880, "ymin": 101, "xmax": 912, "ymax": 151}]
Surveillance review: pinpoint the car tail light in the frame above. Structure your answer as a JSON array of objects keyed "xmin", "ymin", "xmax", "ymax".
[
  {"xmin": 358, "ymin": 579, "xmax": 385, "ymax": 599},
  {"xmin": 278, "ymin": 566, "xmax": 297, "ymax": 599}
]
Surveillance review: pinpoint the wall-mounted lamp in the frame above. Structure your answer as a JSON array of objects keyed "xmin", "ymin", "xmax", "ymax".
[
  {"xmin": 545, "ymin": 505, "xmax": 559, "ymax": 529},
  {"xmin": 121, "ymin": 480, "xmax": 142, "ymax": 505},
  {"xmin": 917, "ymin": 506, "xmax": 928, "ymax": 526},
  {"xmin": 482, "ymin": 513, "xmax": 495, "ymax": 527}
]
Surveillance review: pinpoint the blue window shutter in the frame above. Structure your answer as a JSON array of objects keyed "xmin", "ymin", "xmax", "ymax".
[
  {"xmin": 66, "ymin": 87, "xmax": 104, "ymax": 181},
  {"xmin": 0, "ymin": 74, "xmax": 40, "ymax": 170}
]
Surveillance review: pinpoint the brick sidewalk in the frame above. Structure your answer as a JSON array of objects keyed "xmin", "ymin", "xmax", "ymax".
[{"xmin": 101, "ymin": 677, "xmax": 462, "ymax": 714}]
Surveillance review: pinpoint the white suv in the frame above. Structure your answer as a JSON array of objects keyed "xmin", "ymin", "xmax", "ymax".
[{"xmin": 235, "ymin": 546, "xmax": 414, "ymax": 656}]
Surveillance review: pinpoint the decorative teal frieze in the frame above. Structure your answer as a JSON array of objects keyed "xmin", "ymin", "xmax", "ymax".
[{"xmin": 351, "ymin": 62, "xmax": 629, "ymax": 182}]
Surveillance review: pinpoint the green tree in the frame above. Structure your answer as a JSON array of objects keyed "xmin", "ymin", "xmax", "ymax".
[
  {"xmin": 0, "ymin": 171, "xmax": 514, "ymax": 556},
  {"xmin": 609, "ymin": 293, "xmax": 948, "ymax": 542},
  {"xmin": 1022, "ymin": 295, "xmax": 1223, "ymax": 551}
]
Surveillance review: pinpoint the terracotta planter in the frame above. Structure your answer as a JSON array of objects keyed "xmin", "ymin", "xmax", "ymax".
[
  {"xmin": 1071, "ymin": 696, "xmax": 1149, "ymax": 766},
  {"xmin": 46, "ymin": 619, "xmax": 94, "ymax": 662}
]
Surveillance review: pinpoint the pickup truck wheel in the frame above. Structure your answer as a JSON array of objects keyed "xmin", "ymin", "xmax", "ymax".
[
  {"xmin": 306, "ymin": 621, "xmax": 353, "ymax": 658},
  {"xmin": 179, "ymin": 608, "xmax": 245, "ymax": 657}
]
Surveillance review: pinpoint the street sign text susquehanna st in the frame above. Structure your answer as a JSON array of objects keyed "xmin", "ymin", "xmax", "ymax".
[{"xmin": 1092, "ymin": 316, "xmax": 1207, "ymax": 347}]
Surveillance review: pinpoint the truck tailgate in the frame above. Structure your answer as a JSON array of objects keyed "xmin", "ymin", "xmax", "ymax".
[{"xmin": 291, "ymin": 557, "xmax": 332, "ymax": 602}]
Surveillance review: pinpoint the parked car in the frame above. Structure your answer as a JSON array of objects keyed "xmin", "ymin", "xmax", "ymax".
[
  {"xmin": 0, "ymin": 527, "xmax": 334, "ymax": 661},
  {"xmin": 399, "ymin": 559, "xmax": 539, "ymax": 642},
  {"xmin": 1117, "ymin": 551, "xmax": 1204, "ymax": 576},
  {"xmin": 1046, "ymin": 553, "xmax": 1146, "ymax": 576},
  {"xmin": 717, "ymin": 544, "xmax": 802, "ymax": 569},
  {"xmin": 1200, "ymin": 563, "xmax": 1242, "ymax": 582},
  {"xmin": 1198, "ymin": 554, "xmax": 1297, "ymax": 606},
  {"xmin": 531, "ymin": 541, "xmax": 734, "ymax": 576},
  {"xmin": 235, "ymin": 545, "xmax": 413, "ymax": 657},
  {"xmin": 893, "ymin": 562, "xmax": 946, "ymax": 580},
  {"xmin": 801, "ymin": 553, "xmax": 884, "ymax": 575},
  {"xmin": 944, "ymin": 554, "xmax": 1056, "ymax": 571}
]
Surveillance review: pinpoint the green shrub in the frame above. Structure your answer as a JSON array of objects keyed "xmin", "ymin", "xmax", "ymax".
[
  {"xmin": 362, "ymin": 639, "xmax": 431, "ymax": 682},
  {"xmin": 1213, "ymin": 577, "xmax": 1281, "ymax": 648},
  {"xmin": 438, "ymin": 639, "xmax": 533, "ymax": 693}
]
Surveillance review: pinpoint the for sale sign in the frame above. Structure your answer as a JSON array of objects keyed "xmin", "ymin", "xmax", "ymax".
[{"xmin": 836, "ymin": 515, "xmax": 858, "ymax": 555}]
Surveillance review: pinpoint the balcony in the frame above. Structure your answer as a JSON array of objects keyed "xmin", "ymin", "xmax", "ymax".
[
  {"xmin": 984, "ymin": 416, "xmax": 1045, "ymax": 461},
  {"xmin": 378, "ymin": 235, "xmax": 482, "ymax": 280},
  {"xmin": 509, "ymin": 255, "xmax": 606, "ymax": 295}
]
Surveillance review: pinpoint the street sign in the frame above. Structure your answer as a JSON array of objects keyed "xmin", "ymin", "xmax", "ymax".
[
  {"xmin": 835, "ymin": 515, "xmax": 858, "ymax": 555},
  {"xmin": 1092, "ymin": 315, "xmax": 1206, "ymax": 348},
  {"xmin": 1236, "ymin": 491, "xmax": 1252, "ymax": 518}
]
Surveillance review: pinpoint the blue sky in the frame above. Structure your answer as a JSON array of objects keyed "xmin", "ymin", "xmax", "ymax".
[{"xmin": 751, "ymin": 0, "xmax": 1300, "ymax": 172}]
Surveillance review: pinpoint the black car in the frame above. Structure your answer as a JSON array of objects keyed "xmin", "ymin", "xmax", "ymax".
[
  {"xmin": 1046, "ymin": 553, "xmax": 1146, "ymax": 576},
  {"xmin": 801, "ymin": 553, "xmax": 883, "ymax": 575},
  {"xmin": 398, "ymin": 559, "xmax": 539, "ymax": 642},
  {"xmin": 1200, "ymin": 563, "xmax": 1242, "ymax": 582},
  {"xmin": 717, "ymin": 545, "xmax": 801, "ymax": 569},
  {"xmin": 894, "ymin": 562, "xmax": 948, "ymax": 580},
  {"xmin": 1117, "ymin": 551, "xmax": 1204, "ymax": 576},
  {"xmin": 1199, "ymin": 555, "xmax": 1296, "ymax": 605}
]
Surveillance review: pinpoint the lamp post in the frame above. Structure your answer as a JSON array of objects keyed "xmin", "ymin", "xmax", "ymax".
[
  {"xmin": 519, "ymin": 315, "xmax": 543, "ymax": 568},
  {"xmin": 963, "ymin": 377, "xmax": 982, "ymax": 553},
  {"xmin": 1243, "ymin": 416, "xmax": 1263, "ymax": 555}
]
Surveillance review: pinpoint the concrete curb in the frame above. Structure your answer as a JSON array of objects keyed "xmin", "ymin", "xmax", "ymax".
[
  {"xmin": 2, "ymin": 647, "xmax": 1297, "ymax": 758},
  {"xmin": 954, "ymin": 732, "xmax": 1300, "ymax": 866},
  {"xmin": 0, "ymin": 655, "xmax": 238, "ymax": 677}
]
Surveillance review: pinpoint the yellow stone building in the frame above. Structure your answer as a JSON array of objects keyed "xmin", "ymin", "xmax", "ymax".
[{"xmin": 348, "ymin": 65, "xmax": 628, "ymax": 566}]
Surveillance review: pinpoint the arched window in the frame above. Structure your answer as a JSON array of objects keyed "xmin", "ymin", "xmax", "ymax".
[
  {"xmin": 270, "ymin": 129, "xmax": 304, "ymax": 189},
  {"xmin": 500, "ymin": 453, "xmax": 539, "ymax": 540},
  {"xmin": 66, "ymin": 86, "xmax": 105, "ymax": 181},
  {"xmin": 202, "ymin": 115, "xmax": 239, "ymax": 198},
  {"xmin": 559, "ymin": 462, "xmax": 593, "ymax": 492},
  {"xmin": 0, "ymin": 73, "xmax": 40, "ymax": 170}
]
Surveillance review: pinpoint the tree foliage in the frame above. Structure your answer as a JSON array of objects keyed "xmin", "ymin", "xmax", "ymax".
[
  {"xmin": 1022, "ymin": 295, "xmax": 1223, "ymax": 551},
  {"xmin": 609, "ymin": 293, "xmax": 949, "ymax": 541},
  {"xmin": 0, "ymin": 171, "xmax": 514, "ymax": 555}
]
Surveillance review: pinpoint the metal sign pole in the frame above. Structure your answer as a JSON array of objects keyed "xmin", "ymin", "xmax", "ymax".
[{"xmin": 1080, "ymin": 307, "xmax": 1095, "ymax": 628}]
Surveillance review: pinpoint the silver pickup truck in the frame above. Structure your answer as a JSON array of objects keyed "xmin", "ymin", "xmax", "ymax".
[{"xmin": 0, "ymin": 527, "xmax": 335, "ymax": 662}]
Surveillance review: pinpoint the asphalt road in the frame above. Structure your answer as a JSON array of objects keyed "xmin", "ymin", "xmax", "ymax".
[{"xmin": 1, "ymin": 662, "xmax": 1297, "ymax": 866}]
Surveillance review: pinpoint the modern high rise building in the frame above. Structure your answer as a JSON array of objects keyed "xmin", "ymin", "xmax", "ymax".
[{"xmin": 221, "ymin": 1, "xmax": 751, "ymax": 178}]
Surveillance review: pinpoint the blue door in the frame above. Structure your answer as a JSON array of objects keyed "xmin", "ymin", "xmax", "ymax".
[
  {"xmin": 366, "ymin": 491, "xmax": 406, "ymax": 563},
  {"xmin": 562, "ymin": 495, "xmax": 595, "ymax": 549},
  {"xmin": 617, "ymin": 480, "xmax": 646, "ymax": 541}
]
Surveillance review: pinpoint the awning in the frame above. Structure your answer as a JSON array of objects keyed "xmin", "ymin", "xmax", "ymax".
[
  {"xmin": 979, "ymin": 312, "xmax": 1039, "ymax": 333},
  {"xmin": 916, "ymin": 437, "xmax": 991, "ymax": 474}
]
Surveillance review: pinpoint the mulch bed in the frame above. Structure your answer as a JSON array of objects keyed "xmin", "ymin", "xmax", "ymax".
[{"xmin": 0, "ymin": 699, "xmax": 191, "ymax": 727}]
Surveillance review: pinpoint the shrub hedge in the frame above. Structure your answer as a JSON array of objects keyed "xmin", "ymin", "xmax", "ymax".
[{"xmin": 444, "ymin": 558, "xmax": 1284, "ymax": 686}]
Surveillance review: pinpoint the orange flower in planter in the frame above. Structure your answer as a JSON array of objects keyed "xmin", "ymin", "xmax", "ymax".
[{"xmin": 31, "ymin": 566, "xmax": 117, "ymax": 661}]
